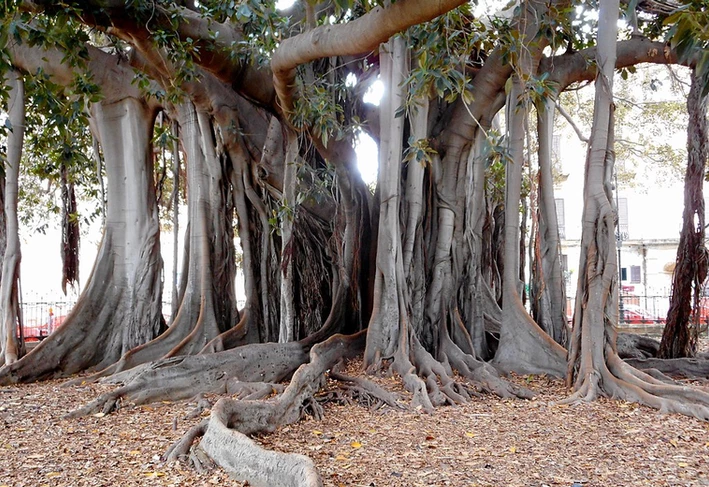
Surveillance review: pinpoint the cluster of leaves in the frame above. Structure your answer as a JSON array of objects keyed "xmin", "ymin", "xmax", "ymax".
[
  {"xmin": 196, "ymin": 0, "xmax": 290, "ymax": 68},
  {"xmin": 19, "ymin": 69, "xmax": 102, "ymax": 233},
  {"xmin": 482, "ymin": 130, "xmax": 512, "ymax": 205},
  {"xmin": 664, "ymin": 0, "xmax": 709, "ymax": 94},
  {"xmin": 405, "ymin": 5, "xmax": 481, "ymax": 108},
  {"xmin": 292, "ymin": 78, "xmax": 347, "ymax": 147},
  {"xmin": 403, "ymin": 137, "xmax": 437, "ymax": 168}
]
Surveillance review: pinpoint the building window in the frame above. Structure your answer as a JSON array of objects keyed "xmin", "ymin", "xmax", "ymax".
[
  {"xmin": 630, "ymin": 265, "xmax": 641, "ymax": 284},
  {"xmin": 617, "ymin": 197, "xmax": 629, "ymax": 239},
  {"xmin": 555, "ymin": 198, "xmax": 565, "ymax": 239},
  {"xmin": 560, "ymin": 254, "xmax": 568, "ymax": 274},
  {"xmin": 621, "ymin": 267, "xmax": 627, "ymax": 281}
]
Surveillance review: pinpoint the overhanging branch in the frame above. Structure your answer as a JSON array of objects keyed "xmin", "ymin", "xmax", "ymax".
[{"xmin": 270, "ymin": 0, "xmax": 468, "ymax": 116}]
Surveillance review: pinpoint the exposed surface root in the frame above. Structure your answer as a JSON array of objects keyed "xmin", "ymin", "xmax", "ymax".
[
  {"xmin": 66, "ymin": 342, "xmax": 308, "ymax": 418},
  {"xmin": 163, "ymin": 332, "xmax": 366, "ymax": 487},
  {"xmin": 226, "ymin": 380, "xmax": 285, "ymax": 400},
  {"xmin": 564, "ymin": 346, "xmax": 709, "ymax": 421},
  {"xmin": 494, "ymin": 297, "xmax": 567, "ymax": 377},
  {"xmin": 616, "ymin": 333, "xmax": 660, "ymax": 359},
  {"xmin": 327, "ymin": 362, "xmax": 403, "ymax": 410},
  {"xmin": 164, "ymin": 419, "xmax": 210, "ymax": 462},
  {"xmin": 184, "ymin": 395, "xmax": 214, "ymax": 420},
  {"xmin": 625, "ymin": 356, "xmax": 709, "ymax": 379},
  {"xmin": 440, "ymin": 332, "xmax": 534, "ymax": 400},
  {"xmin": 383, "ymin": 328, "xmax": 532, "ymax": 413}
]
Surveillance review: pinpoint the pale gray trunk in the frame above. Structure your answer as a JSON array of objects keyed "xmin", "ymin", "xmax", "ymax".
[
  {"xmin": 363, "ymin": 36, "xmax": 407, "ymax": 363},
  {"xmin": 0, "ymin": 96, "xmax": 165, "ymax": 384},
  {"xmin": 279, "ymin": 129, "xmax": 298, "ymax": 343},
  {"xmin": 0, "ymin": 70, "xmax": 25, "ymax": 365},
  {"xmin": 171, "ymin": 119, "xmax": 181, "ymax": 319},
  {"xmin": 493, "ymin": 61, "xmax": 566, "ymax": 377},
  {"xmin": 534, "ymin": 96, "xmax": 568, "ymax": 345}
]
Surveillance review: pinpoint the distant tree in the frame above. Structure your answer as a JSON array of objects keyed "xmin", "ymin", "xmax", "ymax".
[{"xmin": 659, "ymin": 68, "xmax": 709, "ymax": 358}]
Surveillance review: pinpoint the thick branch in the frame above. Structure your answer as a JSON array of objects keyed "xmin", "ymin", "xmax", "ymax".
[
  {"xmin": 271, "ymin": 0, "xmax": 466, "ymax": 113},
  {"xmin": 544, "ymin": 37, "xmax": 683, "ymax": 90}
]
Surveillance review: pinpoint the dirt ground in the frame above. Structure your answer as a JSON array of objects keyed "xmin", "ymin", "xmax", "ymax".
[{"xmin": 1, "ymin": 354, "xmax": 708, "ymax": 487}]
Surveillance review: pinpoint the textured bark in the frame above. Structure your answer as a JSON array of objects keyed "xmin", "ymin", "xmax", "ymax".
[
  {"xmin": 68, "ymin": 341, "xmax": 309, "ymax": 416},
  {"xmin": 89, "ymin": 102, "xmax": 241, "ymax": 377},
  {"xmin": 0, "ymin": 70, "xmax": 26, "ymax": 366},
  {"xmin": 563, "ymin": 0, "xmax": 709, "ymax": 421},
  {"xmin": 0, "ymin": 96, "xmax": 164, "ymax": 383},
  {"xmin": 363, "ymin": 38, "xmax": 529, "ymax": 411},
  {"xmin": 279, "ymin": 129, "xmax": 298, "ymax": 343},
  {"xmin": 531, "ymin": 96, "xmax": 568, "ymax": 346},
  {"xmin": 658, "ymin": 69, "xmax": 709, "ymax": 359},
  {"xmin": 493, "ymin": 37, "xmax": 567, "ymax": 377}
]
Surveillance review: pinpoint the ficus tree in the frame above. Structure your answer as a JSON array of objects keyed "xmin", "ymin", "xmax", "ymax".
[{"xmin": 1, "ymin": 0, "xmax": 709, "ymax": 485}]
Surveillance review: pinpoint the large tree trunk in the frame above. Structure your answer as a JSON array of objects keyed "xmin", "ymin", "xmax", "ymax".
[
  {"xmin": 531, "ymin": 96, "xmax": 568, "ymax": 346},
  {"xmin": 493, "ymin": 32, "xmax": 567, "ymax": 377},
  {"xmin": 364, "ymin": 37, "xmax": 528, "ymax": 412},
  {"xmin": 564, "ymin": 0, "xmax": 709, "ymax": 420},
  {"xmin": 658, "ymin": 68, "xmax": 709, "ymax": 359},
  {"xmin": 0, "ymin": 96, "xmax": 164, "ymax": 383},
  {"xmin": 0, "ymin": 70, "xmax": 26, "ymax": 366},
  {"xmin": 88, "ymin": 102, "xmax": 242, "ymax": 377}
]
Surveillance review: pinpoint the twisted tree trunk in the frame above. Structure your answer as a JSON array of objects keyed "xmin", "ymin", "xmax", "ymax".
[
  {"xmin": 658, "ymin": 68, "xmax": 709, "ymax": 359},
  {"xmin": 564, "ymin": 0, "xmax": 709, "ymax": 420}
]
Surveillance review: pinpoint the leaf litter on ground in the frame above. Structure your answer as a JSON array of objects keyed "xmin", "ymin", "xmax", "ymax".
[{"xmin": 0, "ymin": 340, "xmax": 708, "ymax": 486}]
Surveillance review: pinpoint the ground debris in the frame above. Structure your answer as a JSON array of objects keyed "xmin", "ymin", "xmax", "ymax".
[{"xmin": 1, "ymin": 355, "xmax": 708, "ymax": 486}]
